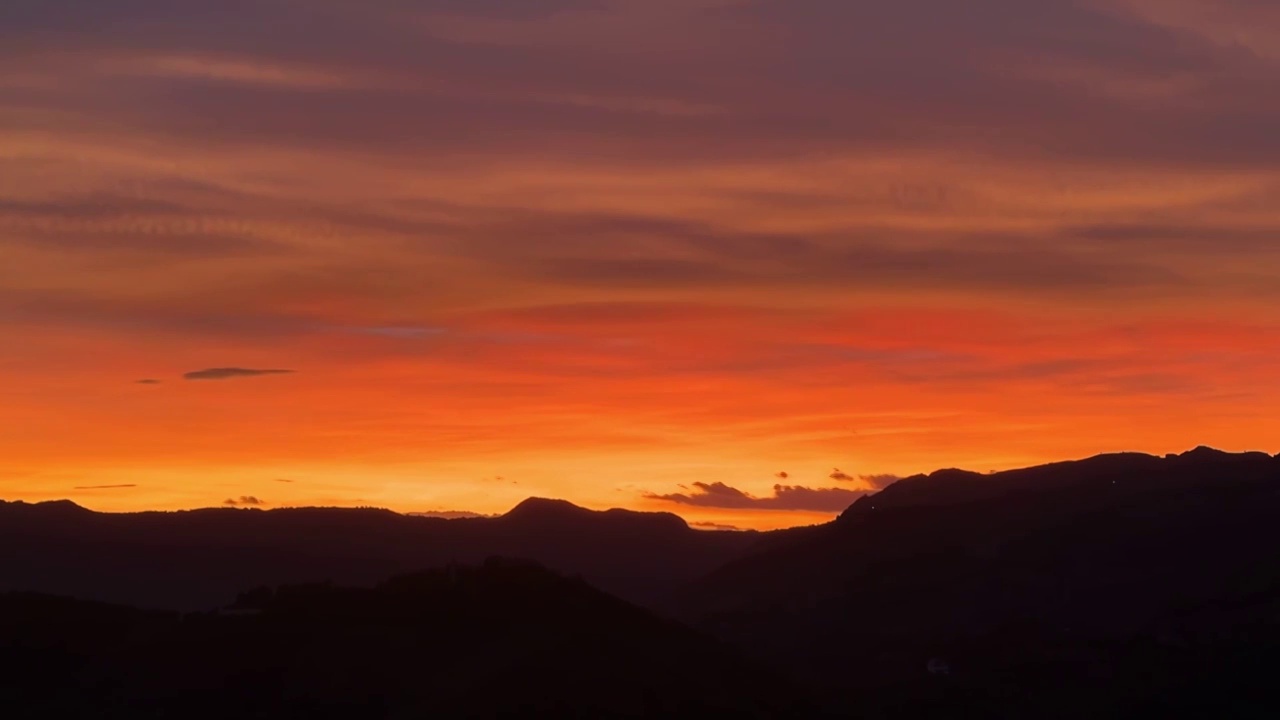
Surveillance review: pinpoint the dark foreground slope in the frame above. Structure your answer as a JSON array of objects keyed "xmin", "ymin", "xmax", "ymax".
[
  {"xmin": 678, "ymin": 447, "xmax": 1280, "ymax": 718},
  {"xmin": 0, "ymin": 497, "xmax": 760, "ymax": 610},
  {"xmin": 0, "ymin": 559, "xmax": 809, "ymax": 719}
]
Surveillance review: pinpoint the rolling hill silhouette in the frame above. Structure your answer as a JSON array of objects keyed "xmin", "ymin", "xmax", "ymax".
[
  {"xmin": 0, "ymin": 496, "xmax": 761, "ymax": 610},
  {"xmin": 0, "ymin": 558, "xmax": 810, "ymax": 719}
]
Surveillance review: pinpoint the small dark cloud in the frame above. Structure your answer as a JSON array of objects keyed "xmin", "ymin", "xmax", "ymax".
[
  {"xmin": 223, "ymin": 495, "xmax": 265, "ymax": 506},
  {"xmin": 74, "ymin": 484, "xmax": 138, "ymax": 490},
  {"xmin": 775, "ymin": 471, "xmax": 790, "ymax": 480},
  {"xmin": 645, "ymin": 482, "xmax": 865, "ymax": 513},
  {"xmin": 135, "ymin": 379, "xmax": 161, "ymax": 385},
  {"xmin": 860, "ymin": 474, "xmax": 901, "ymax": 489},
  {"xmin": 830, "ymin": 469, "xmax": 898, "ymax": 488},
  {"xmin": 184, "ymin": 368, "xmax": 295, "ymax": 381},
  {"xmin": 273, "ymin": 478, "xmax": 294, "ymax": 483},
  {"xmin": 691, "ymin": 520, "xmax": 745, "ymax": 531}
]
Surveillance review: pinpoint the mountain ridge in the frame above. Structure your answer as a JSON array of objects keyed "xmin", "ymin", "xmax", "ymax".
[
  {"xmin": 0, "ymin": 494, "xmax": 697, "ymax": 527},
  {"xmin": 5, "ymin": 446, "xmax": 1276, "ymax": 614},
  {"xmin": 674, "ymin": 445, "xmax": 1280, "ymax": 711},
  {"xmin": 11, "ymin": 445, "xmax": 1274, "ymax": 525},
  {"xmin": 0, "ymin": 494, "xmax": 761, "ymax": 611}
]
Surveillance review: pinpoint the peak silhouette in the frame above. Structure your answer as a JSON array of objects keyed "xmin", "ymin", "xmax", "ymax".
[
  {"xmin": 505, "ymin": 496, "xmax": 589, "ymax": 518},
  {"xmin": 837, "ymin": 447, "xmax": 1274, "ymax": 518},
  {"xmin": 503, "ymin": 497, "xmax": 691, "ymax": 533},
  {"xmin": 0, "ymin": 498, "xmax": 91, "ymax": 517}
]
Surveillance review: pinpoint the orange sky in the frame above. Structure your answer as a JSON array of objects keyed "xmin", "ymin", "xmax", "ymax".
[{"xmin": 2, "ymin": 0, "xmax": 1279, "ymax": 529}]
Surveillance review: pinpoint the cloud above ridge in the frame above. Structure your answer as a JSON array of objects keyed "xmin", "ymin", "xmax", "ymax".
[{"xmin": 645, "ymin": 482, "xmax": 866, "ymax": 513}]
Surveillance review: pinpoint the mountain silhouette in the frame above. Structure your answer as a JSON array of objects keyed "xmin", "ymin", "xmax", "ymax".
[
  {"xmin": 0, "ymin": 558, "xmax": 810, "ymax": 719},
  {"xmin": 502, "ymin": 497, "xmax": 692, "ymax": 533},
  {"xmin": 0, "ymin": 496, "xmax": 760, "ymax": 611},
  {"xmin": 5, "ymin": 447, "xmax": 1280, "ymax": 717},
  {"xmin": 676, "ymin": 447, "xmax": 1280, "ymax": 717}
]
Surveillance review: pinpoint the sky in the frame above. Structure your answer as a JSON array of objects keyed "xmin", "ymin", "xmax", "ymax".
[{"xmin": 2, "ymin": 0, "xmax": 1278, "ymax": 530}]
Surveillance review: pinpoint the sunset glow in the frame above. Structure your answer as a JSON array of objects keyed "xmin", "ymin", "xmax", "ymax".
[{"xmin": 3, "ymin": 0, "xmax": 1278, "ymax": 529}]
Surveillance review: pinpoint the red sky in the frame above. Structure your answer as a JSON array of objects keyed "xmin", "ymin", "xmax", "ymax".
[{"xmin": 2, "ymin": 0, "xmax": 1279, "ymax": 529}]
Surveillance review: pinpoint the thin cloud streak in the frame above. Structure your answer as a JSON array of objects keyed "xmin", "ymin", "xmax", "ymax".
[{"xmin": 184, "ymin": 368, "xmax": 295, "ymax": 381}]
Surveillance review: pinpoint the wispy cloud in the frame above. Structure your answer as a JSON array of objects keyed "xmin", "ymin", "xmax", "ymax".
[
  {"xmin": 74, "ymin": 484, "xmax": 138, "ymax": 490},
  {"xmin": 352, "ymin": 326, "xmax": 448, "ymax": 339},
  {"xmin": 184, "ymin": 368, "xmax": 294, "ymax": 381}
]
